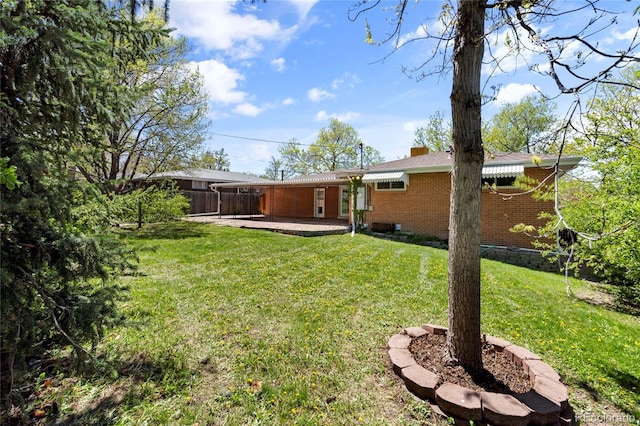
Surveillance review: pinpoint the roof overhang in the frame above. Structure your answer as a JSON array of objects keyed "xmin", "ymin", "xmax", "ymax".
[
  {"xmin": 362, "ymin": 171, "xmax": 408, "ymax": 184},
  {"xmin": 210, "ymin": 176, "xmax": 348, "ymax": 189}
]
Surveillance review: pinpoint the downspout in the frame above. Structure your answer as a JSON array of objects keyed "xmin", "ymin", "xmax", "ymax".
[
  {"xmin": 208, "ymin": 184, "xmax": 222, "ymax": 217},
  {"xmin": 351, "ymin": 188, "xmax": 356, "ymax": 238},
  {"xmin": 348, "ymin": 177, "xmax": 356, "ymax": 238}
]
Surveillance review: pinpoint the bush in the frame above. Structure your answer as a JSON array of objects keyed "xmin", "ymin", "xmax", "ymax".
[{"xmin": 112, "ymin": 184, "xmax": 191, "ymax": 226}]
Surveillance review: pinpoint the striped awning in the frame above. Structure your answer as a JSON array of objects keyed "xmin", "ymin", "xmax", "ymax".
[
  {"xmin": 482, "ymin": 163, "xmax": 524, "ymax": 178},
  {"xmin": 362, "ymin": 171, "xmax": 408, "ymax": 184}
]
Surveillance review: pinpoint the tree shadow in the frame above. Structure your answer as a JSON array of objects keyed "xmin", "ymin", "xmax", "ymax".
[
  {"xmin": 119, "ymin": 221, "xmax": 210, "ymax": 240},
  {"xmin": 602, "ymin": 367, "xmax": 640, "ymax": 398},
  {"xmin": 572, "ymin": 282, "xmax": 640, "ymax": 317},
  {"xmin": 1, "ymin": 350, "xmax": 197, "ymax": 426}
]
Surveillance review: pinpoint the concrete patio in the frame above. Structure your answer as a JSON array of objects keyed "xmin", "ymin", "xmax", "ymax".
[{"xmin": 186, "ymin": 215, "xmax": 351, "ymax": 237}]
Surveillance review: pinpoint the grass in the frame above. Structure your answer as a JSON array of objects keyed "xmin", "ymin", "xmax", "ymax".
[{"xmin": 24, "ymin": 221, "xmax": 640, "ymax": 425}]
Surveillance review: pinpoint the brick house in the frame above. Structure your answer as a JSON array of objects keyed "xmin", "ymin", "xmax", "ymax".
[
  {"xmin": 212, "ymin": 149, "xmax": 582, "ymax": 249},
  {"xmin": 212, "ymin": 171, "xmax": 355, "ymax": 221},
  {"xmin": 360, "ymin": 147, "xmax": 582, "ymax": 248}
]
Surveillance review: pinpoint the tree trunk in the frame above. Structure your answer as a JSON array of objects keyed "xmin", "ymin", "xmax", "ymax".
[{"xmin": 446, "ymin": 0, "xmax": 486, "ymax": 371}]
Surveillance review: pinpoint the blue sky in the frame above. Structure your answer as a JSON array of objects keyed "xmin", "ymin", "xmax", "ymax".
[{"xmin": 168, "ymin": 0, "xmax": 639, "ymax": 175}]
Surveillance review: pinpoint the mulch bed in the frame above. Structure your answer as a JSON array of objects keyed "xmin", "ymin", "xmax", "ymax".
[{"xmin": 409, "ymin": 333, "xmax": 532, "ymax": 394}]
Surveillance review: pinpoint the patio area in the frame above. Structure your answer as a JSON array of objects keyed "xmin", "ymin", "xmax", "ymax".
[{"xmin": 186, "ymin": 215, "xmax": 351, "ymax": 237}]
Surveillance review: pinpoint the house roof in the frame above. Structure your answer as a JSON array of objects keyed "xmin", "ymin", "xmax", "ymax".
[
  {"xmin": 368, "ymin": 151, "xmax": 582, "ymax": 174},
  {"xmin": 210, "ymin": 171, "xmax": 350, "ymax": 188},
  {"xmin": 134, "ymin": 169, "xmax": 270, "ymax": 183},
  {"xmin": 208, "ymin": 152, "xmax": 582, "ymax": 188}
]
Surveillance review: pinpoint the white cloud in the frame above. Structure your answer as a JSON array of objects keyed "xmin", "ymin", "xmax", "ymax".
[
  {"xmin": 282, "ymin": 97, "xmax": 296, "ymax": 106},
  {"xmin": 612, "ymin": 27, "xmax": 638, "ymax": 42},
  {"xmin": 482, "ymin": 26, "xmax": 543, "ymax": 76},
  {"xmin": 247, "ymin": 143, "xmax": 273, "ymax": 162},
  {"xmin": 287, "ymin": 0, "xmax": 320, "ymax": 20},
  {"xmin": 191, "ymin": 59, "xmax": 246, "ymax": 104},
  {"xmin": 170, "ymin": 0, "xmax": 297, "ymax": 60},
  {"xmin": 271, "ymin": 57, "xmax": 286, "ymax": 72},
  {"xmin": 314, "ymin": 110, "xmax": 361, "ymax": 122},
  {"xmin": 307, "ymin": 88, "xmax": 335, "ymax": 102},
  {"xmin": 494, "ymin": 83, "xmax": 538, "ymax": 105},
  {"xmin": 397, "ymin": 24, "xmax": 428, "ymax": 48},
  {"xmin": 402, "ymin": 120, "xmax": 427, "ymax": 132},
  {"xmin": 233, "ymin": 103, "xmax": 263, "ymax": 116},
  {"xmin": 331, "ymin": 72, "xmax": 361, "ymax": 90}
]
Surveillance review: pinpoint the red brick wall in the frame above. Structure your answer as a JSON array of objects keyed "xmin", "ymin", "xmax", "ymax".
[
  {"xmin": 364, "ymin": 168, "xmax": 554, "ymax": 248},
  {"xmin": 365, "ymin": 173, "xmax": 451, "ymax": 240},
  {"xmin": 262, "ymin": 186, "xmax": 342, "ymax": 219}
]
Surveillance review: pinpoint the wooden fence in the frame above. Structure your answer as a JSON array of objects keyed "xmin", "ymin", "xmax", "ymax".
[{"xmin": 184, "ymin": 191, "xmax": 262, "ymax": 215}]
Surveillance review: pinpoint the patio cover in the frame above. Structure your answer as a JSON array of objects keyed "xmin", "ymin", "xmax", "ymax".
[
  {"xmin": 481, "ymin": 163, "xmax": 524, "ymax": 178},
  {"xmin": 362, "ymin": 171, "xmax": 408, "ymax": 184}
]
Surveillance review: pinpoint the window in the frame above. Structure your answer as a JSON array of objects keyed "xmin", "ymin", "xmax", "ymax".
[
  {"xmin": 192, "ymin": 180, "xmax": 208, "ymax": 190},
  {"xmin": 482, "ymin": 176, "xmax": 517, "ymax": 188},
  {"xmin": 376, "ymin": 181, "xmax": 406, "ymax": 191},
  {"xmin": 481, "ymin": 164, "xmax": 523, "ymax": 188}
]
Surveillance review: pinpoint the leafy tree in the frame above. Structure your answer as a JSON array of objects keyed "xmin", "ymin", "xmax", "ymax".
[
  {"xmin": 484, "ymin": 95, "xmax": 558, "ymax": 153},
  {"xmin": 279, "ymin": 119, "xmax": 384, "ymax": 176},
  {"xmin": 75, "ymin": 17, "xmax": 209, "ymax": 194},
  {"xmin": 550, "ymin": 67, "xmax": 640, "ymax": 310},
  {"xmin": 0, "ymin": 157, "xmax": 20, "ymax": 190},
  {"xmin": 413, "ymin": 110, "xmax": 451, "ymax": 152},
  {"xmin": 0, "ymin": 0, "xmax": 166, "ymax": 400},
  {"xmin": 261, "ymin": 156, "xmax": 294, "ymax": 181},
  {"xmin": 188, "ymin": 148, "xmax": 231, "ymax": 171},
  {"xmin": 352, "ymin": 0, "xmax": 640, "ymax": 370}
]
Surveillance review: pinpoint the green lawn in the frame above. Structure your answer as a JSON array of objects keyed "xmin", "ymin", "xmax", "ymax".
[{"xmin": 43, "ymin": 222, "xmax": 639, "ymax": 424}]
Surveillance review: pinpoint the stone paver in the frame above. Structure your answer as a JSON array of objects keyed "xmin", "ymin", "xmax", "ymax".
[
  {"xmin": 388, "ymin": 333, "xmax": 412, "ymax": 349},
  {"xmin": 390, "ymin": 325, "xmax": 572, "ymax": 426},
  {"xmin": 404, "ymin": 326, "xmax": 428, "ymax": 338},
  {"xmin": 422, "ymin": 324, "xmax": 447, "ymax": 335},
  {"xmin": 560, "ymin": 404, "xmax": 576, "ymax": 425},
  {"xmin": 481, "ymin": 392, "xmax": 531, "ymax": 426},
  {"xmin": 516, "ymin": 390, "xmax": 561, "ymax": 426},
  {"xmin": 435, "ymin": 382, "xmax": 483, "ymax": 422},
  {"xmin": 388, "ymin": 348, "xmax": 416, "ymax": 375},
  {"xmin": 486, "ymin": 336, "xmax": 512, "ymax": 351},
  {"xmin": 401, "ymin": 364, "xmax": 440, "ymax": 400},
  {"xmin": 505, "ymin": 345, "xmax": 541, "ymax": 364},
  {"xmin": 523, "ymin": 359, "xmax": 562, "ymax": 382},
  {"xmin": 533, "ymin": 376, "xmax": 569, "ymax": 410}
]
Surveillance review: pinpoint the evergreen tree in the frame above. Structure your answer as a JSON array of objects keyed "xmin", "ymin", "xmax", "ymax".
[{"xmin": 0, "ymin": 0, "xmax": 166, "ymax": 399}]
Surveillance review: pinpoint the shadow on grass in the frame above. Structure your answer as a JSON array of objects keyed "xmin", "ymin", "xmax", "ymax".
[
  {"xmin": 574, "ymin": 368, "xmax": 640, "ymax": 419},
  {"xmin": 119, "ymin": 221, "xmax": 210, "ymax": 240},
  {"xmin": 1, "ymin": 350, "xmax": 196, "ymax": 426},
  {"xmin": 603, "ymin": 367, "xmax": 640, "ymax": 398}
]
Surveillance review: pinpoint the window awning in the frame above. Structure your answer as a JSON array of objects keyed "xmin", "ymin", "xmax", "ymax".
[
  {"xmin": 482, "ymin": 163, "xmax": 524, "ymax": 178},
  {"xmin": 362, "ymin": 171, "xmax": 408, "ymax": 184}
]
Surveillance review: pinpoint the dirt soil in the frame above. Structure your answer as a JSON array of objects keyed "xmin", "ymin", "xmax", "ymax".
[{"xmin": 409, "ymin": 333, "xmax": 531, "ymax": 394}]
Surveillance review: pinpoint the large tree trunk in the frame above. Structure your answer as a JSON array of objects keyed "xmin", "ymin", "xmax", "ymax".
[{"xmin": 446, "ymin": 0, "xmax": 486, "ymax": 371}]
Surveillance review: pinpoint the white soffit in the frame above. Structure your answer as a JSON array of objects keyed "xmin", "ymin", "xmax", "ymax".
[
  {"xmin": 362, "ymin": 171, "xmax": 408, "ymax": 184},
  {"xmin": 482, "ymin": 163, "xmax": 524, "ymax": 178}
]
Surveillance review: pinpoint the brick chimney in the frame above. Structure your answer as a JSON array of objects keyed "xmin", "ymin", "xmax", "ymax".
[{"xmin": 410, "ymin": 146, "xmax": 429, "ymax": 157}]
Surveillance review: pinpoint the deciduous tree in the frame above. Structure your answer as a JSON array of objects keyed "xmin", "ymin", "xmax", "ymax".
[
  {"xmin": 74, "ymin": 20, "xmax": 209, "ymax": 195},
  {"xmin": 413, "ymin": 110, "xmax": 451, "ymax": 152},
  {"xmin": 189, "ymin": 148, "xmax": 231, "ymax": 171},
  {"xmin": 351, "ymin": 0, "xmax": 640, "ymax": 370},
  {"xmin": 0, "ymin": 0, "xmax": 167, "ymax": 400},
  {"xmin": 279, "ymin": 119, "xmax": 384, "ymax": 176},
  {"xmin": 552, "ymin": 67, "xmax": 640, "ymax": 309},
  {"xmin": 484, "ymin": 95, "xmax": 558, "ymax": 154}
]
